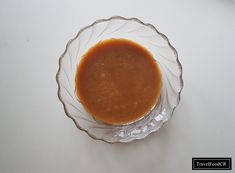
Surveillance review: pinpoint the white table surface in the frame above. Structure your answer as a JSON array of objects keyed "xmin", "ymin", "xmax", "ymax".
[{"xmin": 1, "ymin": 0, "xmax": 235, "ymax": 172}]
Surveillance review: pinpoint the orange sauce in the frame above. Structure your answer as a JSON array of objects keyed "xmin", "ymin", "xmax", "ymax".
[{"xmin": 76, "ymin": 39, "xmax": 162, "ymax": 125}]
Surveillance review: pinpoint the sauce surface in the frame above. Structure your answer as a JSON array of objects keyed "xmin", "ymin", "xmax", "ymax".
[{"xmin": 76, "ymin": 39, "xmax": 162, "ymax": 125}]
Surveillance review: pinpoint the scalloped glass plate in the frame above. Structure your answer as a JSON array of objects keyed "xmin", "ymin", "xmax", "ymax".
[{"xmin": 56, "ymin": 16, "xmax": 183, "ymax": 143}]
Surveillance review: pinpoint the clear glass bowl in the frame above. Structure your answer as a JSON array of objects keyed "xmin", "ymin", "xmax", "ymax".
[{"xmin": 56, "ymin": 16, "xmax": 183, "ymax": 143}]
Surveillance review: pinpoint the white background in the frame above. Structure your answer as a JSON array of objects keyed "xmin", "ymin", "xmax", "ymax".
[{"xmin": 0, "ymin": 0, "xmax": 235, "ymax": 172}]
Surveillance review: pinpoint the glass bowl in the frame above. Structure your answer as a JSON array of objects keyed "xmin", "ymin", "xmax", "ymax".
[{"xmin": 56, "ymin": 16, "xmax": 183, "ymax": 143}]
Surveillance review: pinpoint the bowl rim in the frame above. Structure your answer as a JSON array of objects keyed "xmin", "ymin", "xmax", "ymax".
[{"xmin": 56, "ymin": 16, "xmax": 184, "ymax": 144}]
